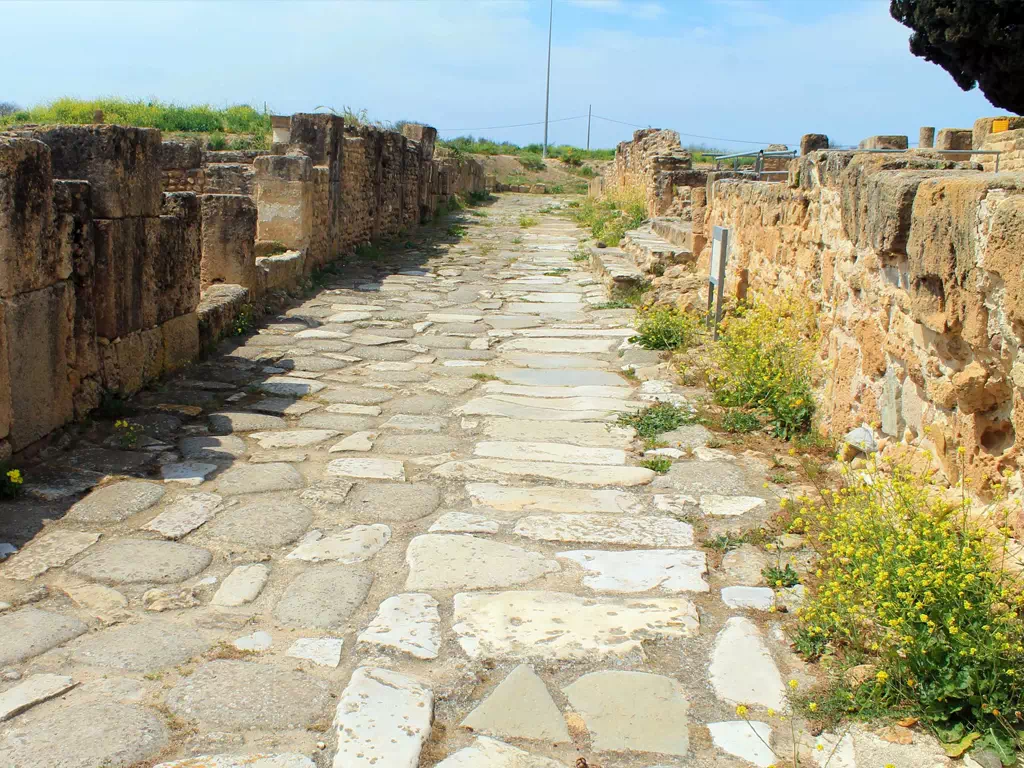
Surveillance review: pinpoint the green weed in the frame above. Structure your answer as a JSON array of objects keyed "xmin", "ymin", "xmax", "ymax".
[
  {"xmin": 631, "ymin": 306, "xmax": 704, "ymax": 351},
  {"xmin": 518, "ymin": 215, "xmax": 538, "ymax": 228},
  {"xmin": 721, "ymin": 409, "xmax": 763, "ymax": 433},
  {"xmin": 640, "ymin": 457, "xmax": 672, "ymax": 473},
  {"xmin": 618, "ymin": 402, "xmax": 694, "ymax": 440}
]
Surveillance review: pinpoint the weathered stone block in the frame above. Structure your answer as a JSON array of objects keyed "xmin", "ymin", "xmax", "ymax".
[
  {"xmin": 0, "ymin": 303, "xmax": 11, "ymax": 441},
  {"xmin": 254, "ymin": 154, "xmax": 313, "ymax": 250},
  {"xmin": 93, "ymin": 217, "xmax": 160, "ymax": 339},
  {"xmin": 54, "ymin": 180, "xmax": 99, "ymax": 387},
  {"xmin": 0, "ymin": 137, "xmax": 68, "ymax": 298},
  {"xmin": 158, "ymin": 140, "xmax": 202, "ymax": 171},
  {"xmin": 162, "ymin": 312, "xmax": 199, "ymax": 372},
  {"xmin": 200, "ymin": 194, "xmax": 257, "ymax": 290},
  {"xmin": 202, "ymin": 164, "xmax": 255, "ymax": 196},
  {"xmin": 800, "ymin": 134, "xmax": 828, "ymax": 155},
  {"xmin": 31, "ymin": 125, "xmax": 162, "ymax": 218},
  {"xmin": 197, "ymin": 284, "xmax": 249, "ymax": 350},
  {"xmin": 919, "ymin": 127, "xmax": 935, "ymax": 149},
  {"xmin": 402, "ymin": 124, "xmax": 437, "ymax": 161},
  {"xmin": 99, "ymin": 325, "xmax": 164, "ymax": 396},
  {"xmin": 935, "ymin": 128, "xmax": 973, "ymax": 161},
  {"xmin": 290, "ymin": 113, "xmax": 343, "ymax": 181},
  {"xmin": 858, "ymin": 135, "xmax": 908, "ymax": 150},
  {"xmin": 158, "ymin": 193, "xmax": 201, "ymax": 323},
  {"xmin": 7, "ymin": 281, "xmax": 74, "ymax": 450}
]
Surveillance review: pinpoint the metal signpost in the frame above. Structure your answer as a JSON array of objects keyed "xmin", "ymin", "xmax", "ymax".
[{"xmin": 707, "ymin": 226, "xmax": 729, "ymax": 339}]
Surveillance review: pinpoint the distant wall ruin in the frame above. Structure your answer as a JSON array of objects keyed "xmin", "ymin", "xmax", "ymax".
[{"xmin": 0, "ymin": 116, "xmax": 486, "ymax": 457}]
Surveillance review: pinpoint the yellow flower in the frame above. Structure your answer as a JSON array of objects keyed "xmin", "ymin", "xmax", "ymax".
[
  {"xmin": 816, "ymin": 744, "xmax": 824, "ymax": 751},
  {"xmin": 875, "ymin": 670, "xmax": 889, "ymax": 683},
  {"xmin": 788, "ymin": 679, "xmax": 798, "ymax": 689},
  {"xmin": 808, "ymin": 702, "xmax": 818, "ymax": 712},
  {"xmin": 767, "ymin": 708, "xmax": 776, "ymax": 717},
  {"xmin": 735, "ymin": 704, "xmax": 748, "ymax": 717},
  {"xmin": 6, "ymin": 469, "xmax": 22, "ymax": 485}
]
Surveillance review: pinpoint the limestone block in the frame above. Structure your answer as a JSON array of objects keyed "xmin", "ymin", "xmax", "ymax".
[
  {"xmin": 935, "ymin": 128, "xmax": 973, "ymax": 160},
  {"xmin": 402, "ymin": 124, "xmax": 437, "ymax": 160},
  {"xmin": 0, "ymin": 305, "xmax": 10, "ymax": 440},
  {"xmin": 162, "ymin": 312, "xmax": 200, "ymax": 373},
  {"xmin": 158, "ymin": 139, "xmax": 202, "ymax": 171},
  {"xmin": 158, "ymin": 193, "xmax": 201, "ymax": 322},
  {"xmin": 93, "ymin": 216, "xmax": 160, "ymax": 339},
  {"xmin": 800, "ymin": 134, "xmax": 828, "ymax": 155},
  {"xmin": 203, "ymin": 163, "xmax": 255, "ymax": 196},
  {"xmin": 196, "ymin": 284, "xmax": 250, "ymax": 349},
  {"xmin": 7, "ymin": 281, "xmax": 74, "ymax": 450},
  {"xmin": 255, "ymin": 154, "xmax": 313, "ymax": 249},
  {"xmin": 99, "ymin": 326, "xmax": 164, "ymax": 396},
  {"xmin": 0, "ymin": 137, "xmax": 67, "ymax": 298},
  {"xmin": 53, "ymin": 180, "xmax": 99, "ymax": 388},
  {"xmin": 31, "ymin": 125, "xmax": 162, "ymax": 218},
  {"xmin": 289, "ymin": 113, "xmax": 343, "ymax": 181},
  {"xmin": 200, "ymin": 194, "xmax": 258, "ymax": 290},
  {"xmin": 919, "ymin": 126, "xmax": 935, "ymax": 149},
  {"xmin": 858, "ymin": 135, "xmax": 908, "ymax": 150}
]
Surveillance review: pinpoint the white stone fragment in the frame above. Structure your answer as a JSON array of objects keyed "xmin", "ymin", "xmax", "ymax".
[
  {"xmin": 427, "ymin": 313, "xmax": 483, "ymax": 323},
  {"xmin": 558, "ymin": 549, "xmax": 709, "ymax": 593},
  {"xmin": 514, "ymin": 513, "xmax": 693, "ymax": 547},
  {"xmin": 700, "ymin": 494, "xmax": 767, "ymax": 517},
  {"xmin": 211, "ymin": 564, "xmax": 270, "ymax": 607},
  {"xmin": 429, "ymin": 512, "xmax": 501, "ymax": 534},
  {"xmin": 721, "ymin": 586, "xmax": 777, "ymax": 611},
  {"xmin": 259, "ymin": 376, "xmax": 326, "ymax": 396},
  {"xmin": 143, "ymin": 493, "xmax": 222, "ymax": 539},
  {"xmin": 286, "ymin": 525, "xmax": 391, "ymax": 564},
  {"xmin": 382, "ymin": 414, "xmax": 445, "ymax": 432},
  {"xmin": 461, "ymin": 664, "xmax": 569, "ymax": 742},
  {"xmin": 357, "ymin": 593, "xmax": 440, "ymax": 660},
  {"xmin": 2, "ymin": 530, "xmax": 100, "ymax": 580},
  {"xmin": 0, "ymin": 673, "xmax": 76, "ymax": 722},
  {"xmin": 432, "ymin": 459, "xmax": 654, "ymax": 487},
  {"xmin": 249, "ymin": 430, "xmax": 339, "ymax": 448},
  {"xmin": 710, "ymin": 617, "xmax": 786, "ymax": 709},
  {"xmin": 327, "ymin": 458, "xmax": 405, "ymax": 481},
  {"xmin": 708, "ymin": 721, "xmax": 776, "ymax": 767},
  {"xmin": 473, "ymin": 441, "xmax": 625, "ymax": 465},
  {"xmin": 434, "ymin": 737, "xmax": 564, "ymax": 768},
  {"xmin": 234, "ymin": 630, "xmax": 273, "ymax": 652},
  {"xmin": 161, "ymin": 462, "xmax": 217, "ymax": 486},
  {"xmin": 329, "ymin": 431, "xmax": 377, "ymax": 453},
  {"xmin": 405, "ymin": 535, "xmax": 558, "ymax": 591},
  {"xmin": 325, "ymin": 403, "xmax": 382, "ymax": 416},
  {"xmin": 286, "ymin": 637, "xmax": 344, "ymax": 668},
  {"xmin": 332, "ymin": 667, "xmax": 432, "ymax": 768},
  {"xmin": 468, "ymin": 483, "xmax": 639, "ymax": 514},
  {"xmin": 155, "ymin": 755, "xmax": 315, "ymax": 768}
]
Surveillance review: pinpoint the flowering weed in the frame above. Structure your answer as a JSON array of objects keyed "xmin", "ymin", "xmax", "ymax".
[{"xmin": 630, "ymin": 306, "xmax": 704, "ymax": 351}]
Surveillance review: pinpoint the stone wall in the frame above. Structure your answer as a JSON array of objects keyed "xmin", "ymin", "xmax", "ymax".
[
  {"xmin": 604, "ymin": 129, "xmax": 699, "ymax": 216},
  {"xmin": 694, "ymin": 149, "xmax": 1024, "ymax": 492},
  {"xmin": 0, "ymin": 116, "xmax": 485, "ymax": 456}
]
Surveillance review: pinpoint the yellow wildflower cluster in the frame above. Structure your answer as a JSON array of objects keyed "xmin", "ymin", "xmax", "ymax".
[{"xmin": 796, "ymin": 457, "xmax": 1024, "ymax": 736}]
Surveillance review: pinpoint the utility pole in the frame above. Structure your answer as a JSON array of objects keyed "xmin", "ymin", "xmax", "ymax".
[
  {"xmin": 542, "ymin": 0, "xmax": 553, "ymax": 158},
  {"xmin": 586, "ymin": 104, "xmax": 591, "ymax": 151}
]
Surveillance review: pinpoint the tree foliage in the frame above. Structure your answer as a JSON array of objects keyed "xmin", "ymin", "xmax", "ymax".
[
  {"xmin": 0, "ymin": 102, "xmax": 21, "ymax": 117},
  {"xmin": 890, "ymin": 0, "xmax": 1024, "ymax": 114}
]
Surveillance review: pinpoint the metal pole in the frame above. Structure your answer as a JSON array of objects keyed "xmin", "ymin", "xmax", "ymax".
[
  {"xmin": 542, "ymin": 0, "xmax": 553, "ymax": 158},
  {"xmin": 586, "ymin": 104, "xmax": 591, "ymax": 151}
]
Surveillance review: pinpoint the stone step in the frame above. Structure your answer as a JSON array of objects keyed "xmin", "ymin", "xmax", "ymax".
[
  {"xmin": 651, "ymin": 217, "xmax": 695, "ymax": 249},
  {"xmin": 587, "ymin": 244, "xmax": 646, "ymax": 297},
  {"xmin": 622, "ymin": 221, "xmax": 693, "ymax": 275}
]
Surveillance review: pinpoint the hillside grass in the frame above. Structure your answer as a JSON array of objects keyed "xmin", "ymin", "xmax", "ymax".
[{"xmin": 438, "ymin": 134, "xmax": 614, "ymax": 162}]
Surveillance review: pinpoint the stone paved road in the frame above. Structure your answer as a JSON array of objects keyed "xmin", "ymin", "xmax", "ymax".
[{"xmin": 0, "ymin": 195, "xmax": 942, "ymax": 768}]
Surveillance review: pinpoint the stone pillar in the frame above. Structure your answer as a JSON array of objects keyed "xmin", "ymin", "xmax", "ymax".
[
  {"xmin": 289, "ymin": 113, "xmax": 343, "ymax": 181},
  {"xmin": 919, "ymin": 127, "xmax": 935, "ymax": 149},
  {"xmin": 800, "ymin": 134, "xmax": 829, "ymax": 155},
  {"xmin": 271, "ymin": 115, "xmax": 292, "ymax": 151},
  {"xmin": 200, "ymin": 194, "xmax": 257, "ymax": 290},
  {"xmin": 935, "ymin": 128, "xmax": 973, "ymax": 161},
  {"xmin": 157, "ymin": 193, "xmax": 201, "ymax": 323},
  {"xmin": 254, "ymin": 154, "xmax": 313, "ymax": 250}
]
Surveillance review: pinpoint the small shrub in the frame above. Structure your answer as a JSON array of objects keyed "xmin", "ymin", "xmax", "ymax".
[
  {"xmin": 762, "ymin": 563, "xmax": 799, "ymax": 588},
  {"xmin": 518, "ymin": 215, "xmax": 538, "ymax": 228},
  {"xmin": 113, "ymin": 419, "xmax": 143, "ymax": 449},
  {"xmin": 206, "ymin": 132, "xmax": 227, "ymax": 151},
  {"xmin": 471, "ymin": 373, "xmax": 498, "ymax": 382},
  {"xmin": 518, "ymin": 153, "xmax": 545, "ymax": 171},
  {"xmin": 721, "ymin": 409, "xmax": 762, "ymax": 433},
  {"xmin": 640, "ymin": 456, "xmax": 672, "ymax": 473},
  {"xmin": 0, "ymin": 466, "xmax": 24, "ymax": 499},
  {"xmin": 561, "ymin": 148, "xmax": 583, "ymax": 167},
  {"xmin": 572, "ymin": 185, "xmax": 647, "ymax": 245},
  {"xmin": 232, "ymin": 303, "xmax": 255, "ymax": 337},
  {"xmin": 447, "ymin": 223, "xmax": 468, "ymax": 238},
  {"xmin": 592, "ymin": 284, "xmax": 649, "ymax": 310},
  {"xmin": 544, "ymin": 268, "xmax": 569, "ymax": 276},
  {"xmin": 618, "ymin": 402, "xmax": 693, "ymax": 440},
  {"xmin": 707, "ymin": 293, "xmax": 817, "ymax": 440},
  {"xmin": 706, "ymin": 531, "xmax": 749, "ymax": 552},
  {"xmin": 631, "ymin": 306, "xmax": 704, "ymax": 351}
]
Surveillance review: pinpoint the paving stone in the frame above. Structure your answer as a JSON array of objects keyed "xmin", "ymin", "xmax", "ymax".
[
  {"xmin": 332, "ymin": 667, "xmax": 433, "ymax": 768},
  {"xmin": 0, "ymin": 700, "xmax": 168, "ymax": 768},
  {"xmin": 286, "ymin": 637, "xmax": 344, "ymax": 668},
  {"xmin": 433, "ymin": 459, "xmax": 654, "ymax": 487},
  {"xmin": 453, "ymin": 591, "xmax": 698, "ymax": 661},
  {"xmin": 208, "ymin": 411, "xmax": 289, "ymax": 433},
  {"xmin": 710, "ymin": 617, "xmax": 786, "ymax": 710},
  {"xmin": 654, "ymin": 460, "xmax": 759, "ymax": 497},
  {"xmin": 166, "ymin": 660, "xmax": 331, "ymax": 729},
  {"xmin": 0, "ymin": 607, "xmax": 88, "ymax": 665},
  {"xmin": 68, "ymin": 619, "xmax": 213, "ymax": 671},
  {"xmin": 468, "ymin": 483, "xmax": 639, "ymax": 514},
  {"xmin": 202, "ymin": 495, "xmax": 312, "ymax": 549},
  {"xmin": 435, "ymin": 737, "xmax": 563, "ymax": 768},
  {"xmin": 70, "ymin": 539, "xmax": 211, "ymax": 584},
  {"xmin": 455, "ymin": 397, "xmax": 615, "ymax": 421},
  {"xmin": 357, "ymin": 593, "xmax": 440, "ymax": 660},
  {"xmin": 250, "ymin": 397, "xmax": 322, "ymax": 416},
  {"xmin": 60, "ymin": 582, "xmax": 129, "ymax": 616},
  {"xmin": 300, "ymin": 478, "xmax": 354, "ymax": 509},
  {"xmin": 563, "ymin": 671, "xmax": 690, "ymax": 755},
  {"xmin": 256, "ymin": 377, "xmax": 326, "ymax": 397},
  {"xmin": 65, "ymin": 480, "xmax": 166, "ymax": 524},
  {"xmin": 250, "ymin": 450, "xmax": 309, "ymax": 463},
  {"xmin": 297, "ymin": 412, "xmax": 377, "ymax": 432},
  {"xmin": 0, "ymin": 673, "xmax": 76, "ymax": 722},
  {"xmin": 2, "ymin": 530, "xmax": 100, "ymax": 580},
  {"xmin": 424, "ymin": 378, "xmax": 479, "ymax": 396},
  {"xmin": 179, "ymin": 435, "xmax": 247, "ymax": 460},
  {"xmin": 327, "ymin": 458, "xmax": 405, "ymax": 481},
  {"xmin": 722, "ymin": 586, "xmax": 777, "ymax": 610},
  {"xmin": 155, "ymin": 755, "xmax": 316, "ymax": 768},
  {"xmin": 143, "ymin": 492, "xmax": 223, "ymax": 539},
  {"xmin": 492, "ymin": 367, "xmax": 624, "ymax": 387},
  {"xmin": 473, "ymin": 440, "xmax": 625, "ymax": 465},
  {"xmin": 211, "ymin": 563, "xmax": 270, "ymax": 607},
  {"xmin": 382, "ymin": 414, "xmax": 445, "ymax": 432},
  {"xmin": 321, "ymin": 386, "xmax": 394, "ymax": 405},
  {"xmin": 708, "ymin": 721, "xmax": 775, "ymax": 767},
  {"xmin": 428, "ymin": 313, "xmax": 483, "ymax": 323},
  {"xmin": 286, "ymin": 524, "xmax": 391, "ymax": 563},
  {"xmin": 346, "ymin": 345, "xmax": 417, "ymax": 362},
  {"xmin": 328, "ymin": 310, "xmax": 375, "ymax": 322},
  {"xmin": 461, "ymin": 664, "xmax": 569, "ymax": 742},
  {"xmin": 274, "ymin": 565, "xmax": 373, "ymax": 629},
  {"xmin": 701, "ymin": 494, "xmax": 767, "ymax": 516},
  {"xmin": 161, "ymin": 461, "xmax": 217, "ymax": 486},
  {"xmin": 514, "ymin": 513, "xmax": 693, "ymax": 546},
  {"xmin": 480, "ymin": 418, "xmax": 636, "ymax": 449},
  {"xmin": 233, "ymin": 630, "xmax": 273, "ymax": 651},
  {"xmin": 502, "ymin": 337, "xmax": 617, "ymax": 354},
  {"xmin": 343, "ymin": 482, "xmax": 440, "ymax": 522},
  {"xmin": 248, "ymin": 429, "xmax": 339, "ymax": 448},
  {"xmin": 558, "ymin": 549, "xmax": 708, "ymax": 593},
  {"xmin": 278, "ymin": 355, "xmax": 350, "ymax": 372},
  {"xmin": 482, "ymin": 382, "xmax": 633, "ymax": 400},
  {"xmin": 329, "ymin": 431, "xmax": 377, "ymax": 452},
  {"xmin": 406, "ymin": 535, "xmax": 559, "ymax": 591},
  {"xmin": 721, "ymin": 544, "xmax": 770, "ymax": 586},
  {"xmin": 429, "ymin": 511, "xmax": 502, "ymax": 534},
  {"xmin": 214, "ymin": 462, "xmax": 304, "ymax": 495}
]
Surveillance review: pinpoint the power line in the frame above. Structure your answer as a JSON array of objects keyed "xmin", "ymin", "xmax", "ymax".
[
  {"xmin": 437, "ymin": 115, "xmax": 587, "ymax": 133},
  {"xmin": 591, "ymin": 114, "xmax": 789, "ymax": 146}
]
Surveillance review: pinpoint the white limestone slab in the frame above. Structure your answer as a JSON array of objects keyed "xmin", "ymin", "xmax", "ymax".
[
  {"xmin": 517, "ymin": 292, "xmax": 582, "ymax": 303},
  {"xmin": 481, "ymin": 419, "xmax": 635, "ymax": 448},
  {"xmin": 348, "ymin": 333, "xmax": 404, "ymax": 346},
  {"xmin": 382, "ymin": 414, "xmax": 445, "ymax": 432},
  {"xmin": 710, "ymin": 617, "xmax": 786, "ymax": 709},
  {"xmin": 161, "ymin": 462, "xmax": 217, "ymax": 486},
  {"xmin": 486, "ymin": 393, "xmax": 641, "ymax": 411},
  {"xmin": 211, "ymin": 564, "xmax": 270, "ymax": 607},
  {"xmin": 468, "ymin": 483, "xmax": 639, "ymax": 514},
  {"xmin": 2, "ymin": 530, "xmax": 100, "ymax": 580},
  {"xmin": 405, "ymin": 535, "xmax": 559, "ymax": 591},
  {"xmin": 558, "ymin": 549, "xmax": 709, "ymax": 593},
  {"xmin": 143, "ymin": 493, "xmax": 223, "ymax": 540},
  {"xmin": 328, "ymin": 311, "xmax": 375, "ymax": 322},
  {"xmin": 453, "ymin": 590, "xmax": 699, "ymax": 661},
  {"xmin": 721, "ymin": 586, "xmax": 777, "ymax": 610},
  {"xmin": 329, "ymin": 431, "xmax": 377, "ymax": 452},
  {"xmin": 258, "ymin": 376, "xmax": 326, "ymax": 396},
  {"xmin": 234, "ymin": 630, "xmax": 273, "ymax": 652},
  {"xmin": 514, "ymin": 513, "xmax": 693, "ymax": 546},
  {"xmin": 481, "ymin": 382, "xmax": 633, "ymax": 400},
  {"xmin": 700, "ymin": 494, "xmax": 767, "ymax": 517},
  {"xmin": 156, "ymin": 755, "xmax": 314, "ymax": 768},
  {"xmin": 286, "ymin": 525, "xmax": 391, "ymax": 563},
  {"xmin": 427, "ymin": 313, "xmax": 482, "ymax": 323},
  {"xmin": 473, "ymin": 441, "xmax": 625, "ymax": 466},
  {"xmin": 332, "ymin": 667, "xmax": 432, "ymax": 768},
  {"xmin": 435, "ymin": 737, "xmax": 563, "ymax": 768},
  {"xmin": 325, "ymin": 403, "xmax": 382, "ymax": 416},
  {"xmin": 443, "ymin": 360, "xmax": 486, "ymax": 367},
  {"xmin": 455, "ymin": 397, "xmax": 629, "ymax": 421},
  {"xmin": 461, "ymin": 664, "xmax": 569, "ymax": 742},
  {"xmin": 502, "ymin": 338, "xmax": 616, "ymax": 354},
  {"xmin": 514, "ymin": 327, "xmax": 634, "ymax": 337},
  {"xmin": 0, "ymin": 673, "xmax": 76, "ymax": 721},
  {"xmin": 502, "ymin": 353, "xmax": 609, "ymax": 368},
  {"xmin": 249, "ymin": 430, "xmax": 339, "ymax": 448},
  {"xmin": 286, "ymin": 637, "xmax": 344, "ymax": 668},
  {"xmin": 327, "ymin": 458, "xmax": 405, "ymax": 481},
  {"xmin": 429, "ymin": 512, "xmax": 502, "ymax": 534},
  {"xmin": 294, "ymin": 328, "xmax": 350, "ymax": 340},
  {"xmin": 357, "ymin": 593, "xmax": 440, "ymax": 660},
  {"xmin": 708, "ymin": 721, "xmax": 775, "ymax": 767},
  {"xmin": 432, "ymin": 459, "xmax": 654, "ymax": 487}
]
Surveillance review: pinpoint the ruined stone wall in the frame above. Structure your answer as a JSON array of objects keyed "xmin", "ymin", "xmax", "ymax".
[
  {"xmin": 696, "ymin": 150, "xmax": 1024, "ymax": 491},
  {"xmin": 605, "ymin": 128, "xmax": 697, "ymax": 215}
]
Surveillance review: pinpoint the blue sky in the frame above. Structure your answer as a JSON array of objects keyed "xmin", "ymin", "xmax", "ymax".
[{"xmin": 0, "ymin": 0, "xmax": 1002, "ymax": 150}]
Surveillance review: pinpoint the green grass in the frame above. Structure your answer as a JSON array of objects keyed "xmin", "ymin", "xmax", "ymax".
[
  {"xmin": 618, "ymin": 402, "xmax": 695, "ymax": 440},
  {"xmin": 591, "ymin": 284, "xmax": 649, "ymax": 310},
  {"xmin": 640, "ymin": 457, "xmax": 672, "ymax": 473},
  {"xmin": 518, "ymin": 215, "xmax": 538, "ymax": 228},
  {"xmin": 438, "ymin": 135, "xmax": 614, "ymax": 162},
  {"xmin": 762, "ymin": 563, "xmax": 800, "ymax": 588},
  {"xmin": 721, "ymin": 409, "xmax": 763, "ymax": 433},
  {"xmin": 630, "ymin": 307, "xmax": 704, "ymax": 351}
]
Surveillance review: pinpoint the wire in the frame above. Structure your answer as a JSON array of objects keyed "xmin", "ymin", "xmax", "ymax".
[
  {"xmin": 592, "ymin": 114, "xmax": 789, "ymax": 146},
  {"xmin": 437, "ymin": 115, "xmax": 587, "ymax": 132}
]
